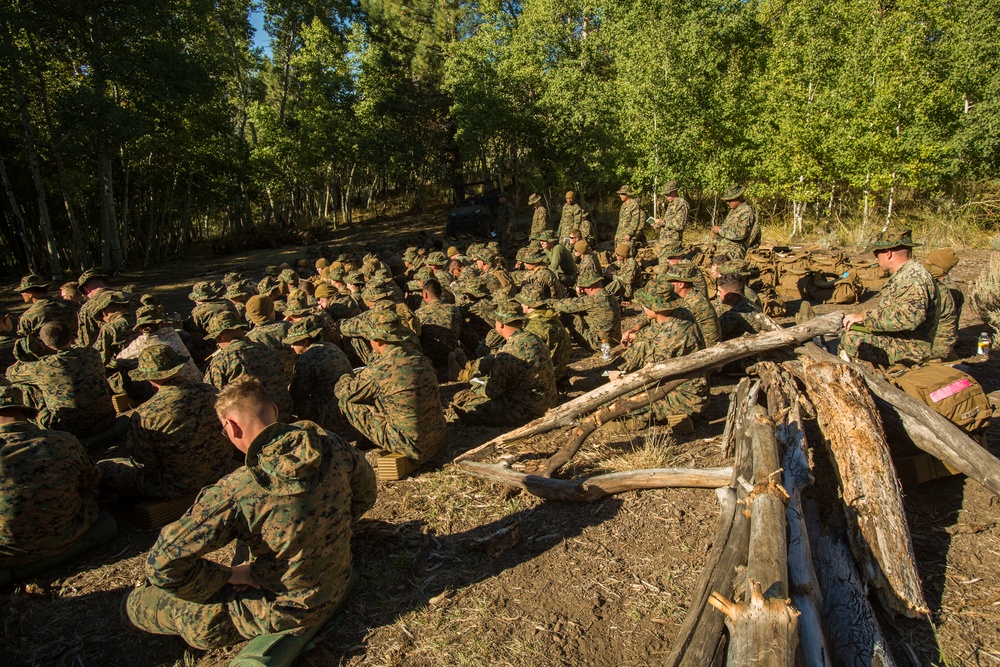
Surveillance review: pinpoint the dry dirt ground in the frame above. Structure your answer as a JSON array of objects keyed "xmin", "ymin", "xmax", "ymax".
[{"xmin": 2, "ymin": 213, "xmax": 1000, "ymax": 667}]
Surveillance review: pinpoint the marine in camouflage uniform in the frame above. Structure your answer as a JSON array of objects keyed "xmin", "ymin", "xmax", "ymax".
[
  {"xmin": 335, "ymin": 311, "xmax": 446, "ymax": 461},
  {"xmin": 516, "ymin": 284, "xmax": 572, "ymax": 381},
  {"xmin": 92, "ymin": 291, "xmax": 139, "ymax": 367},
  {"xmin": 185, "ymin": 281, "xmax": 237, "ymax": 364},
  {"xmin": 614, "ymin": 186, "xmax": 643, "ymax": 246},
  {"xmin": 0, "ymin": 386, "xmax": 101, "ymax": 567},
  {"xmin": 655, "ymin": 181, "xmax": 689, "ymax": 252},
  {"xmin": 615, "ymin": 287, "xmax": 708, "ymax": 425},
  {"xmin": 517, "ymin": 247, "xmax": 566, "ymax": 299},
  {"xmin": 203, "ymin": 312, "xmax": 293, "ymax": 421},
  {"xmin": 450, "ymin": 301, "xmax": 556, "ymax": 426},
  {"xmin": 841, "ymin": 229, "xmax": 939, "ymax": 367},
  {"xmin": 124, "ymin": 385, "xmax": 376, "ymax": 650},
  {"xmin": 415, "ymin": 280, "xmax": 463, "ymax": 368},
  {"xmin": 552, "ymin": 269, "xmax": 622, "ymax": 353},
  {"xmin": 528, "ymin": 193, "xmax": 548, "ymax": 238},
  {"xmin": 99, "ymin": 346, "xmax": 231, "ymax": 499},
  {"xmin": 6, "ymin": 322, "xmax": 116, "ymax": 438},
  {"xmin": 454, "ymin": 279, "xmax": 496, "ymax": 354},
  {"xmin": 494, "ymin": 195, "xmax": 516, "ymax": 256},
  {"xmin": 715, "ymin": 273, "xmax": 764, "ymax": 340},
  {"xmin": 713, "ymin": 185, "xmax": 759, "ymax": 260},
  {"xmin": 75, "ymin": 269, "xmax": 142, "ymax": 348},
  {"xmin": 15, "ymin": 275, "xmax": 78, "ymax": 346},
  {"xmin": 284, "ymin": 318, "xmax": 352, "ymax": 428},
  {"xmin": 537, "ymin": 230, "xmax": 577, "ymax": 284},
  {"xmin": 244, "ymin": 295, "xmax": 296, "ymax": 379},
  {"xmin": 558, "ymin": 191, "xmax": 584, "ymax": 244},
  {"xmin": 605, "ymin": 244, "xmax": 640, "ymax": 302},
  {"xmin": 661, "ymin": 263, "xmax": 720, "ymax": 347}
]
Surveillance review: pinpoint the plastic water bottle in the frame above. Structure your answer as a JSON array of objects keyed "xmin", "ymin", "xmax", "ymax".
[
  {"xmin": 601, "ymin": 340, "xmax": 611, "ymax": 361},
  {"xmin": 978, "ymin": 333, "xmax": 991, "ymax": 359}
]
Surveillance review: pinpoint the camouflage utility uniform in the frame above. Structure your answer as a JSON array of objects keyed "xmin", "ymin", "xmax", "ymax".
[
  {"xmin": 124, "ymin": 421, "xmax": 377, "ymax": 650},
  {"xmin": 6, "ymin": 347, "xmax": 116, "ymax": 438},
  {"xmin": 717, "ymin": 296, "xmax": 764, "ymax": 340},
  {"xmin": 451, "ymin": 329, "xmax": 556, "ymax": 426},
  {"xmin": 716, "ymin": 202, "xmax": 759, "ymax": 260},
  {"xmin": 606, "ymin": 257, "xmax": 640, "ymax": 301},
  {"xmin": 335, "ymin": 344, "xmax": 446, "ymax": 461},
  {"xmin": 679, "ymin": 290, "xmax": 721, "ymax": 347},
  {"xmin": 840, "ymin": 259, "xmax": 939, "ymax": 366},
  {"xmin": 415, "ymin": 300, "xmax": 462, "ymax": 368},
  {"xmin": 530, "ymin": 205, "xmax": 549, "ymax": 239},
  {"xmin": 99, "ymin": 382, "xmax": 231, "ymax": 498},
  {"xmin": 78, "ymin": 290, "xmax": 141, "ymax": 347},
  {"xmin": 615, "ymin": 199, "xmax": 643, "ymax": 245},
  {"xmin": 524, "ymin": 308, "xmax": 572, "ymax": 381},
  {"xmin": 552, "ymin": 291, "xmax": 622, "ymax": 353},
  {"xmin": 204, "ymin": 339, "xmax": 292, "ymax": 421},
  {"xmin": 289, "ymin": 342, "xmax": 352, "ymax": 427},
  {"xmin": 246, "ymin": 320, "xmax": 296, "ymax": 379},
  {"xmin": 657, "ymin": 197, "xmax": 690, "ymax": 253},
  {"xmin": 0, "ymin": 421, "xmax": 101, "ymax": 566},
  {"xmin": 558, "ymin": 203, "xmax": 584, "ymax": 243}
]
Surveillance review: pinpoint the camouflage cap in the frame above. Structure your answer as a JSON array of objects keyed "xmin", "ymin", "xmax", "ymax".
[
  {"xmin": 344, "ymin": 271, "xmax": 366, "ymax": 286},
  {"xmin": 514, "ymin": 283, "xmax": 548, "ymax": 308},
  {"xmin": 527, "ymin": 193, "xmax": 542, "ymax": 205},
  {"xmin": 358, "ymin": 309, "xmax": 409, "ymax": 343},
  {"xmin": 573, "ymin": 240, "xmax": 590, "ymax": 254},
  {"xmin": 277, "ymin": 262, "xmax": 292, "ymax": 271},
  {"xmin": 402, "ymin": 248, "xmax": 418, "ymax": 262},
  {"xmin": 716, "ymin": 259, "xmax": 752, "ymax": 277},
  {"xmin": 222, "ymin": 271, "xmax": 245, "ymax": 286},
  {"xmin": 282, "ymin": 316, "xmax": 324, "ymax": 345},
  {"xmin": 93, "ymin": 289, "xmax": 132, "ymax": 312},
  {"xmin": 77, "ymin": 268, "xmax": 109, "ymax": 289},
  {"xmin": 0, "ymin": 386, "xmax": 37, "ymax": 417},
  {"xmin": 333, "ymin": 253, "xmax": 349, "ymax": 263},
  {"xmin": 494, "ymin": 300, "xmax": 525, "ymax": 324},
  {"xmin": 517, "ymin": 247, "xmax": 546, "ymax": 265},
  {"xmin": 264, "ymin": 265, "xmax": 280, "ymax": 277},
  {"xmin": 328, "ymin": 268, "xmax": 345, "ymax": 283},
  {"xmin": 188, "ymin": 280, "xmax": 223, "ymax": 302},
  {"xmin": 658, "ymin": 261, "xmax": 700, "ymax": 284},
  {"xmin": 615, "ymin": 243, "xmax": 631, "ymax": 258},
  {"xmin": 721, "ymin": 184, "xmax": 745, "ymax": 201},
  {"xmin": 284, "ymin": 291, "xmax": 314, "ymax": 316},
  {"xmin": 245, "ymin": 295, "xmax": 274, "ymax": 324},
  {"xmin": 133, "ymin": 305, "xmax": 171, "ymax": 330},
  {"xmin": 635, "ymin": 285, "xmax": 681, "ymax": 313},
  {"xmin": 314, "ymin": 283, "xmax": 337, "ymax": 299},
  {"xmin": 872, "ymin": 228, "xmax": 921, "ymax": 252},
  {"xmin": 206, "ymin": 311, "xmax": 248, "ymax": 339},
  {"xmin": 535, "ymin": 229, "xmax": 558, "ymax": 243},
  {"xmin": 225, "ymin": 281, "xmax": 256, "ymax": 300},
  {"xmin": 426, "ymin": 251, "xmax": 448, "ymax": 267},
  {"xmin": 279, "ymin": 269, "xmax": 299, "ymax": 285},
  {"xmin": 577, "ymin": 268, "xmax": 604, "ymax": 288},
  {"xmin": 455, "ymin": 277, "xmax": 489, "ymax": 298},
  {"xmin": 660, "ymin": 241, "xmax": 687, "ymax": 258},
  {"xmin": 661, "ymin": 180, "xmax": 680, "ymax": 195},
  {"xmin": 329, "ymin": 260, "xmax": 344, "ymax": 272},
  {"xmin": 128, "ymin": 344, "xmax": 190, "ymax": 382},
  {"xmin": 361, "ymin": 282, "xmax": 393, "ymax": 303},
  {"xmin": 617, "ymin": 185, "xmax": 633, "ymax": 196},
  {"xmin": 17, "ymin": 274, "xmax": 49, "ymax": 292},
  {"xmin": 923, "ymin": 247, "xmax": 959, "ymax": 279}
]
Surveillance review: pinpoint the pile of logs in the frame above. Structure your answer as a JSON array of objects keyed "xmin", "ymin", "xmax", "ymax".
[{"xmin": 456, "ymin": 313, "xmax": 1000, "ymax": 666}]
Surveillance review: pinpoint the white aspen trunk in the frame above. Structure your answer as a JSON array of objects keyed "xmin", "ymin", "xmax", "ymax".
[{"xmin": 884, "ymin": 173, "xmax": 895, "ymax": 232}]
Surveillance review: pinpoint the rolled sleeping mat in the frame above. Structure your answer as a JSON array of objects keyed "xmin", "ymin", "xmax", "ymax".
[
  {"xmin": 0, "ymin": 511, "xmax": 119, "ymax": 588},
  {"xmin": 229, "ymin": 568, "xmax": 360, "ymax": 667}
]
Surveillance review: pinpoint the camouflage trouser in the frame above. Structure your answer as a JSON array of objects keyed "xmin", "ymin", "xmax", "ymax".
[
  {"xmin": 98, "ymin": 458, "xmax": 174, "ymax": 499},
  {"xmin": 839, "ymin": 329, "xmax": 930, "ymax": 367},
  {"xmin": 657, "ymin": 230, "xmax": 682, "ymax": 256},
  {"xmin": 124, "ymin": 583, "xmax": 255, "ymax": 650},
  {"xmin": 714, "ymin": 239, "xmax": 747, "ymax": 260},
  {"xmin": 626, "ymin": 378, "xmax": 709, "ymax": 424},
  {"xmin": 565, "ymin": 314, "xmax": 601, "ymax": 353},
  {"xmin": 339, "ymin": 399, "xmax": 425, "ymax": 461},
  {"xmin": 450, "ymin": 388, "xmax": 545, "ymax": 427}
]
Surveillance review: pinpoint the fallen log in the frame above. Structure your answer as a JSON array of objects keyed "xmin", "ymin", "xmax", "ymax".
[
  {"xmin": 756, "ymin": 362, "xmax": 831, "ymax": 666},
  {"xmin": 665, "ymin": 379, "xmax": 758, "ymax": 666},
  {"xmin": 540, "ymin": 377, "xmax": 689, "ymax": 478},
  {"xmin": 799, "ymin": 355, "xmax": 929, "ymax": 618},
  {"xmin": 457, "ymin": 462, "xmax": 732, "ymax": 501},
  {"xmin": 708, "ymin": 407, "xmax": 799, "ymax": 666},
  {"xmin": 797, "ymin": 343, "xmax": 1000, "ymax": 498},
  {"xmin": 456, "ymin": 313, "xmax": 844, "ymax": 464}
]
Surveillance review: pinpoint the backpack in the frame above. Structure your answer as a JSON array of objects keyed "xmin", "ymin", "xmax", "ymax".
[
  {"xmin": 850, "ymin": 260, "xmax": 889, "ymax": 292},
  {"xmin": 889, "ymin": 364, "xmax": 992, "ymax": 437},
  {"xmin": 776, "ymin": 267, "xmax": 813, "ymax": 300},
  {"xmin": 809, "ymin": 272, "xmax": 863, "ymax": 305}
]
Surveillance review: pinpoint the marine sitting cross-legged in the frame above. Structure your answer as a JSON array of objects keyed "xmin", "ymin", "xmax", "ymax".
[{"xmin": 122, "ymin": 377, "xmax": 377, "ymax": 650}]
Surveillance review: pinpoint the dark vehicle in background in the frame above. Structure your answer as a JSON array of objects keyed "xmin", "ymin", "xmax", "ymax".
[{"xmin": 446, "ymin": 179, "xmax": 501, "ymax": 238}]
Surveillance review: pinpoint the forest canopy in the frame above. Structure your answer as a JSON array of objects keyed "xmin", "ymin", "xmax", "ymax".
[{"xmin": 0, "ymin": 0, "xmax": 997, "ymax": 277}]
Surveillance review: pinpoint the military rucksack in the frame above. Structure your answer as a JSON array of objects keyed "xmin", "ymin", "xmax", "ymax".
[
  {"xmin": 776, "ymin": 267, "xmax": 813, "ymax": 300},
  {"xmin": 850, "ymin": 260, "xmax": 889, "ymax": 292},
  {"xmin": 809, "ymin": 272, "xmax": 863, "ymax": 305},
  {"xmin": 888, "ymin": 363, "xmax": 992, "ymax": 437}
]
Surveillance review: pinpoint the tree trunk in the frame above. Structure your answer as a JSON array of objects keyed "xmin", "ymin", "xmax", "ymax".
[
  {"xmin": 799, "ymin": 355, "xmax": 929, "ymax": 618},
  {"xmin": 456, "ymin": 313, "xmax": 844, "ymax": 464},
  {"xmin": 0, "ymin": 148, "xmax": 38, "ymax": 272}
]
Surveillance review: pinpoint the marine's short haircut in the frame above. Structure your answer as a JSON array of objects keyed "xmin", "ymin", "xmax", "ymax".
[
  {"xmin": 423, "ymin": 278, "xmax": 442, "ymax": 299},
  {"xmin": 712, "ymin": 253, "xmax": 731, "ymax": 267},
  {"xmin": 215, "ymin": 377, "xmax": 275, "ymax": 421},
  {"xmin": 39, "ymin": 321, "xmax": 75, "ymax": 350},
  {"xmin": 716, "ymin": 274, "xmax": 744, "ymax": 294}
]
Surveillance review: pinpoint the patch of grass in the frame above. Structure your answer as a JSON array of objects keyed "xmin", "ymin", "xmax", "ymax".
[{"xmin": 971, "ymin": 252, "xmax": 1000, "ymax": 341}]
